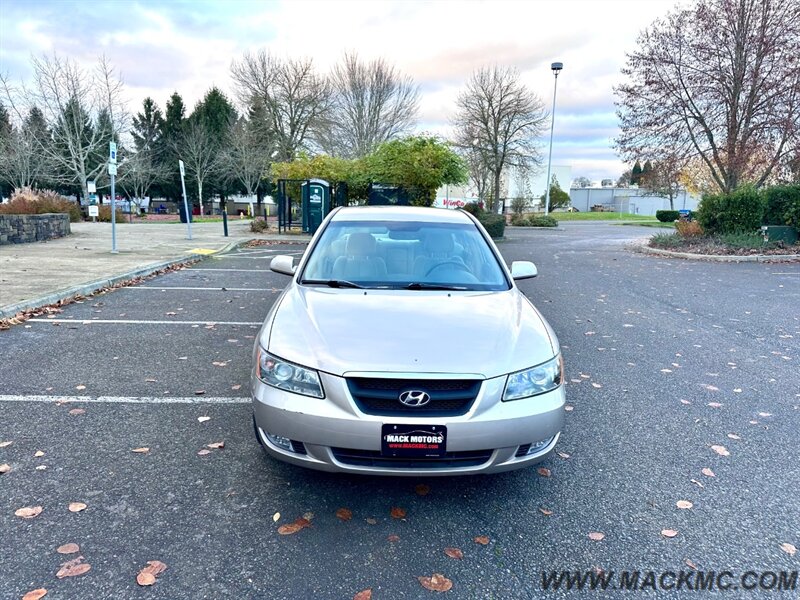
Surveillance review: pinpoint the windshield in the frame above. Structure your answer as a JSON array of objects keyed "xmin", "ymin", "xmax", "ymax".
[{"xmin": 300, "ymin": 220, "xmax": 510, "ymax": 291}]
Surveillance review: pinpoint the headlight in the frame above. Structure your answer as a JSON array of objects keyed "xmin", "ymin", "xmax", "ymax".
[
  {"xmin": 503, "ymin": 355, "xmax": 562, "ymax": 401},
  {"xmin": 256, "ymin": 349, "xmax": 324, "ymax": 398}
]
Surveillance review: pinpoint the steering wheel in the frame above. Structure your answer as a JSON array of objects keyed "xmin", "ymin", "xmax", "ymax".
[{"xmin": 425, "ymin": 261, "xmax": 471, "ymax": 277}]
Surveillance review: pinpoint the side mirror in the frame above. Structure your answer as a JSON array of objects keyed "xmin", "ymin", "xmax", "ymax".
[
  {"xmin": 270, "ymin": 255, "xmax": 296, "ymax": 276},
  {"xmin": 510, "ymin": 261, "xmax": 537, "ymax": 280}
]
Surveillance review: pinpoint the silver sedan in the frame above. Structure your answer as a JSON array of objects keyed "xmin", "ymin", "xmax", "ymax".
[{"xmin": 251, "ymin": 205, "xmax": 565, "ymax": 475}]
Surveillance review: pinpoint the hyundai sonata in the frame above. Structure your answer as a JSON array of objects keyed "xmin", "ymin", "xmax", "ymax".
[{"xmin": 251, "ymin": 206, "xmax": 565, "ymax": 475}]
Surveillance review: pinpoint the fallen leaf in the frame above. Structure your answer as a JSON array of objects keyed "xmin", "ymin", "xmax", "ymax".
[
  {"xmin": 56, "ymin": 556, "xmax": 91, "ymax": 578},
  {"xmin": 336, "ymin": 508, "xmax": 353, "ymax": 521},
  {"xmin": 733, "ymin": 388, "xmax": 742, "ymax": 393},
  {"xmin": 708, "ymin": 402, "xmax": 723, "ymax": 408},
  {"xmin": 197, "ymin": 449, "xmax": 211, "ymax": 456},
  {"xmin": 22, "ymin": 589, "xmax": 48, "ymax": 600},
  {"xmin": 68, "ymin": 502, "xmax": 87, "ymax": 513},
  {"xmin": 662, "ymin": 529, "xmax": 679, "ymax": 538},
  {"xmin": 557, "ymin": 451, "xmax": 571, "ymax": 459},
  {"xmin": 414, "ymin": 483, "xmax": 431, "ymax": 496},
  {"xmin": 690, "ymin": 479, "xmax": 704, "ymax": 488},
  {"xmin": 444, "ymin": 547, "xmax": 463, "ymax": 560},
  {"xmin": 387, "ymin": 534, "xmax": 400, "ymax": 542},
  {"xmin": 206, "ymin": 441, "xmax": 225, "ymax": 449},
  {"xmin": 165, "ymin": 312, "xmax": 177, "ymax": 316},
  {"xmin": 231, "ymin": 384, "xmax": 242, "ymax": 390},
  {"xmin": 273, "ymin": 512, "xmax": 280, "ymax": 522},
  {"xmin": 588, "ymin": 532, "xmax": 605, "ymax": 541},
  {"xmin": 680, "ymin": 399, "xmax": 691, "ymax": 405},
  {"xmin": 132, "ymin": 447, "xmax": 150, "ymax": 453},
  {"xmin": 303, "ymin": 512, "xmax": 314, "ymax": 521},
  {"xmin": 711, "ymin": 445, "xmax": 730, "ymax": 456},
  {"xmin": 34, "ymin": 450, "xmax": 45, "ymax": 457},
  {"xmin": 145, "ymin": 378, "xmax": 157, "ymax": 383},
  {"xmin": 685, "ymin": 559, "xmax": 698, "ymax": 570},
  {"xmin": 15, "ymin": 506, "xmax": 43, "ymax": 519},
  {"xmin": 57, "ymin": 543, "xmax": 80, "ymax": 554},
  {"xmin": 537, "ymin": 467, "xmax": 551, "ymax": 477},
  {"xmin": 0, "ymin": 441, "xmax": 12, "ymax": 448},
  {"xmin": 727, "ymin": 433, "xmax": 741, "ymax": 440},
  {"xmin": 0, "ymin": 463, "xmax": 10, "ymax": 474},
  {"xmin": 390, "ymin": 507, "xmax": 406, "ymax": 519},
  {"xmin": 780, "ymin": 543, "xmax": 797, "ymax": 556},
  {"xmin": 68, "ymin": 408, "xmax": 85, "ymax": 416},
  {"xmin": 660, "ymin": 369, "xmax": 673, "ymax": 373},
  {"xmin": 278, "ymin": 517, "xmax": 310, "ymax": 535},
  {"xmin": 539, "ymin": 507, "xmax": 553, "ymax": 516},
  {"xmin": 564, "ymin": 405, "xmax": 574, "ymax": 412},
  {"xmin": 194, "ymin": 390, "xmax": 205, "ymax": 395},
  {"xmin": 474, "ymin": 535, "xmax": 490, "ymax": 545},
  {"xmin": 177, "ymin": 356, "xmax": 188, "ymax": 360},
  {"xmin": 197, "ymin": 416, "xmax": 211, "ymax": 423},
  {"xmin": 366, "ymin": 518, "xmax": 377, "ymax": 525},
  {"xmin": 212, "ymin": 361, "xmax": 228, "ymax": 367},
  {"xmin": 591, "ymin": 382, "xmax": 602, "ymax": 388},
  {"xmin": 75, "ymin": 385, "xmax": 86, "ymax": 391},
  {"xmin": 353, "ymin": 590, "xmax": 372, "ymax": 600},
  {"xmin": 702, "ymin": 384, "xmax": 720, "ymax": 392},
  {"xmin": 701, "ymin": 468, "xmax": 715, "ymax": 477},
  {"xmin": 418, "ymin": 573, "xmax": 453, "ymax": 592},
  {"xmin": 136, "ymin": 560, "xmax": 167, "ymax": 586},
  {"xmin": 676, "ymin": 500, "xmax": 693, "ymax": 510},
  {"xmin": 758, "ymin": 412, "xmax": 772, "ymax": 418}
]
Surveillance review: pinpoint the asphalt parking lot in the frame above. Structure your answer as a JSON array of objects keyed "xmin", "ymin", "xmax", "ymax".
[{"xmin": 1, "ymin": 223, "xmax": 799, "ymax": 599}]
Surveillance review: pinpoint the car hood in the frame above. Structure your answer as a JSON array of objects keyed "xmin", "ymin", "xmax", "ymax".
[{"xmin": 265, "ymin": 286, "xmax": 558, "ymax": 379}]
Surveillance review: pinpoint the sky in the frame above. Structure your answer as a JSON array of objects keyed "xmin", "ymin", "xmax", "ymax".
[{"xmin": 0, "ymin": 0, "xmax": 680, "ymax": 184}]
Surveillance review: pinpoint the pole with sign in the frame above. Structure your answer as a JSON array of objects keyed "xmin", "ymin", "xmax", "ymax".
[
  {"xmin": 109, "ymin": 142, "xmax": 118, "ymax": 253},
  {"xmin": 179, "ymin": 160, "xmax": 192, "ymax": 240}
]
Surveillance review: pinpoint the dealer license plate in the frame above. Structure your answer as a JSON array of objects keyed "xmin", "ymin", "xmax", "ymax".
[{"xmin": 381, "ymin": 424, "xmax": 446, "ymax": 458}]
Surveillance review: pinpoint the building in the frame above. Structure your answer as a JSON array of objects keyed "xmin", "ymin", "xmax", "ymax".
[{"xmin": 568, "ymin": 186, "xmax": 700, "ymax": 216}]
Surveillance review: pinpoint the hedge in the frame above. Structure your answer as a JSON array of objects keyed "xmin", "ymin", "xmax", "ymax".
[
  {"xmin": 696, "ymin": 186, "xmax": 765, "ymax": 234},
  {"xmin": 478, "ymin": 213, "xmax": 505, "ymax": 238},
  {"xmin": 655, "ymin": 210, "xmax": 680, "ymax": 222}
]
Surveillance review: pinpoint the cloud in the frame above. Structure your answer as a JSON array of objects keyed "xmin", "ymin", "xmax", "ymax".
[{"xmin": 2, "ymin": 0, "xmax": 676, "ymax": 179}]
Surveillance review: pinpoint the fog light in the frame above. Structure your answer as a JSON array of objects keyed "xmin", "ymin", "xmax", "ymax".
[
  {"xmin": 265, "ymin": 432, "xmax": 293, "ymax": 451},
  {"xmin": 518, "ymin": 436, "xmax": 555, "ymax": 456}
]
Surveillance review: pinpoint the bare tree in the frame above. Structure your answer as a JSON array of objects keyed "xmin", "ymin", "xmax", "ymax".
[
  {"xmin": 174, "ymin": 120, "xmax": 224, "ymax": 215},
  {"xmin": 118, "ymin": 149, "xmax": 167, "ymax": 207},
  {"xmin": 640, "ymin": 154, "xmax": 688, "ymax": 209},
  {"xmin": 231, "ymin": 51, "xmax": 330, "ymax": 161},
  {"xmin": 2, "ymin": 54, "xmax": 127, "ymax": 199},
  {"xmin": 453, "ymin": 65, "xmax": 547, "ymax": 211},
  {"xmin": 317, "ymin": 52, "xmax": 419, "ymax": 158},
  {"xmin": 224, "ymin": 116, "xmax": 273, "ymax": 199},
  {"xmin": 0, "ymin": 113, "xmax": 51, "ymax": 190},
  {"xmin": 615, "ymin": 0, "xmax": 800, "ymax": 193}
]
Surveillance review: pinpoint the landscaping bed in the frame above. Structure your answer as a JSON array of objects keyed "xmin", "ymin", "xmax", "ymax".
[{"xmin": 648, "ymin": 232, "xmax": 800, "ymax": 256}]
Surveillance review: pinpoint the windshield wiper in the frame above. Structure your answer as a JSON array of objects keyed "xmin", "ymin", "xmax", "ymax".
[
  {"xmin": 404, "ymin": 282, "xmax": 469, "ymax": 291},
  {"xmin": 302, "ymin": 279, "xmax": 365, "ymax": 289}
]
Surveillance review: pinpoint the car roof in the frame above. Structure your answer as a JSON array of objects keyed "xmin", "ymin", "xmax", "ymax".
[{"xmin": 330, "ymin": 205, "xmax": 474, "ymax": 224}]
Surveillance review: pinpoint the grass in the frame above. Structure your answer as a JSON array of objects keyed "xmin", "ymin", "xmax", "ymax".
[
  {"xmin": 546, "ymin": 211, "xmax": 657, "ymax": 221},
  {"xmin": 619, "ymin": 221, "xmax": 675, "ymax": 228}
]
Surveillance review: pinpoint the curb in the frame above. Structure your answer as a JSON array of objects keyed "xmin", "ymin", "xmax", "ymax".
[
  {"xmin": 635, "ymin": 244, "xmax": 800, "ymax": 263},
  {"xmin": 0, "ymin": 238, "xmax": 253, "ymax": 320}
]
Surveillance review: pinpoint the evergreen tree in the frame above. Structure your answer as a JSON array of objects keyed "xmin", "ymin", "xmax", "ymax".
[
  {"xmin": 631, "ymin": 160, "xmax": 643, "ymax": 185},
  {"xmin": 159, "ymin": 92, "xmax": 186, "ymax": 202},
  {"xmin": 641, "ymin": 159, "xmax": 653, "ymax": 186},
  {"xmin": 132, "ymin": 97, "xmax": 164, "ymax": 153}
]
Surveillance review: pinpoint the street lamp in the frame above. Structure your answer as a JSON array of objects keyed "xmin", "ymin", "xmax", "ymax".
[{"xmin": 544, "ymin": 61, "xmax": 563, "ymax": 216}]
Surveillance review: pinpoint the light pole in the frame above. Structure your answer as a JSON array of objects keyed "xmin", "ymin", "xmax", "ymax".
[{"xmin": 544, "ymin": 61, "xmax": 563, "ymax": 216}]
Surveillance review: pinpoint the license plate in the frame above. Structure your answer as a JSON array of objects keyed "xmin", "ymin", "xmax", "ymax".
[{"xmin": 381, "ymin": 424, "xmax": 446, "ymax": 458}]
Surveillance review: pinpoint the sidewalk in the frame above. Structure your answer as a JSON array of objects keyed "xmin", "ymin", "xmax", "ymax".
[{"xmin": 0, "ymin": 219, "xmax": 306, "ymax": 318}]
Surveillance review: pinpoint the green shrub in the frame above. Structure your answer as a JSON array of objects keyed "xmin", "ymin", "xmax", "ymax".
[
  {"xmin": 528, "ymin": 215, "xmax": 558, "ymax": 227},
  {"xmin": 478, "ymin": 213, "xmax": 505, "ymax": 238},
  {"xmin": 655, "ymin": 210, "xmax": 680, "ymax": 222},
  {"xmin": 509, "ymin": 214, "xmax": 528, "ymax": 226},
  {"xmin": 696, "ymin": 185, "xmax": 764, "ymax": 234},
  {"xmin": 0, "ymin": 187, "xmax": 82, "ymax": 222},
  {"xmin": 510, "ymin": 197, "xmax": 528, "ymax": 216},
  {"xmin": 462, "ymin": 202, "xmax": 484, "ymax": 217},
  {"xmin": 717, "ymin": 232, "xmax": 768, "ymax": 250},
  {"xmin": 250, "ymin": 218, "xmax": 269, "ymax": 233},
  {"xmin": 763, "ymin": 184, "xmax": 800, "ymax": 229},
  {"xmin": 649, "ymin": 233, "xmax": 685, "ymax": 248}
]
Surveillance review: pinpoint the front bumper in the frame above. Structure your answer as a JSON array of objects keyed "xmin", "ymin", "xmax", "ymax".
[{"xmin": 252, "ymin": 371, "xmax": 565, "ymax": 476}]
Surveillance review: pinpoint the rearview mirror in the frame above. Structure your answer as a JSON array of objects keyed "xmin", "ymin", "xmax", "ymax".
[
  {"xmin": 510, "ymin": 261, "xmax": 537, "ymax": 280},
  {"xmin": 270, "ymin": 255, "xmax": 296, "ymax": 276}
]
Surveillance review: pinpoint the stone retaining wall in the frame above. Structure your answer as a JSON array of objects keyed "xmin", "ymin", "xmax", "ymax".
[{"xmin": 0, "ymin": 213, "xmax": 71, "ymax": 245}]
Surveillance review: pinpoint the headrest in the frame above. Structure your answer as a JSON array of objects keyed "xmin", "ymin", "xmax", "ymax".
[
  {"xmin": 424, "ymin": 232, "xmax": 454, "ymax": 254},
  {"xmin": 346, "ymin": 232, "xmax": 376, "ymax": 256}
]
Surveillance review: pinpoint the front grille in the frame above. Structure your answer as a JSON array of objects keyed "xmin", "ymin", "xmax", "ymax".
[
  {"xmin": 515, "ymin": 444, "xmax": 531, "ymax": 457},
  {"xmin": 331, "ymin": 447, "xmax": 492, "ymax": 469},
  {"xmin": 346, "ymin": 377, "xmax": 481, "ymax": 417}
]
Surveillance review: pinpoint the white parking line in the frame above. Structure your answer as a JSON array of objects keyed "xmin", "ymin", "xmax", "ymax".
[
  {"xmin": 125, "ymin": 287, "xmax": 280, "ymax": 292},
  {"xmin": 0, "ymin": 394, "xmax": 250, "ymax": 404},
  {"xmin": 28, "ymin": 318, "xmax": 262, "ymax": 325},
  {"xmin": 190, "ymin": 268, "xmax": 273, "ymax": 272}
]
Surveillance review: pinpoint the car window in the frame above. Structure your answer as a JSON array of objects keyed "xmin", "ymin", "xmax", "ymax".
[{"xmin": 300, "ymin": 220, "xmax": 509, "ymax": 290}]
